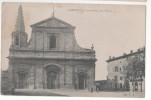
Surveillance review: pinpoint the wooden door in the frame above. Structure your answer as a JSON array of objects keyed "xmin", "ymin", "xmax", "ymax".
[
  {"xmin": 19, "ymin": 74, "xmax": 26, "ymax": 89},
  {"xmin": 78, "ymin": 76, "xmax": 84, "ymax": 90},
  {"xmin": 47, "ymin": 72, "xmax": 56, "ymax": 89}
]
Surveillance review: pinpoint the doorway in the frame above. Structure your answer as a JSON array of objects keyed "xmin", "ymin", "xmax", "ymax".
[
  {"xmin": 47, "ymin": 71, "xmax": 56, "ymax": 89},
  {"xmin": 135, "ymin": 82, "xmax": 138, "ymax": 91},
  {"xmin": 18, "ymin": 73, "xmax": 26, "ymax": 89},
  {"xmin": 115, "ymin": 83, "xmax": 118, "ymax": 91},
  {"xmin": 78, "ymin": 75, "xmax": 85, "ymax": 90}
]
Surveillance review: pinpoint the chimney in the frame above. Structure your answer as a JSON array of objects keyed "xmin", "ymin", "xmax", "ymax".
[
  {"xmin": 130, "ymin": 50, "xmax": 133, "ymax": 54},
  {"xmin": 123, "ymin": 53, "xmax": 126, "ymax": 56},
  {"xmin": 109, "ymin": 56, "xmax": 111, "ymax": 60}
]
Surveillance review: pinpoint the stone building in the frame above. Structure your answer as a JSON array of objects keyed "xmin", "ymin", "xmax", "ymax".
[
  {"xmin": 1, "ymin": 70, "xmax": 9, "ymax": 94},
  {"xmin": 106, "ymin": 48, "xmax": 145, "ymax": 92},
  {"xmin": 8, "ymin": 5, "xmax": 96, "ymax": 90}
]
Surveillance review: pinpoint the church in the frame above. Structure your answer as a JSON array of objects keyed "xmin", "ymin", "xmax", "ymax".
[{"xmin": 8, "ymin": 5, "xmax": 96, "ymax": 90}]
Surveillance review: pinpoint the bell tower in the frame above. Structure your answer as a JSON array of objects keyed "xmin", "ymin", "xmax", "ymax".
[{"xmin": 12, "ymin": 5, "xmax": 27, "ymax": 47}]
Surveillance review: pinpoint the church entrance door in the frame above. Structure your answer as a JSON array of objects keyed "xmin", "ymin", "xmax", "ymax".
[
  {"xmin": 18, "ymin": 73, "xmax": 26, "ymax": 89},
  {"xmin": 78, "ymin": 75, "xmax": 85, "ymax": 90},
  {"xmin": 47, "ymin": 71, "xmax": 56, "ymax": 89}
]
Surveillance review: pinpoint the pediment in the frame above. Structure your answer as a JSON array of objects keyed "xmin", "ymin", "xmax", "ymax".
[{"xmin": 31, "ymin": 17, "xmax": 74, "ymax": 28}]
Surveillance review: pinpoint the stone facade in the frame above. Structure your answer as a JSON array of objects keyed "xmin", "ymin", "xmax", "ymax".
[
  {"xmin": 1, "ymin": 70, "xmax": 9, "ymax": 94},
  {"xmin": 106, "ymin": 48, "xmax": 145, "ymax": 92},
  {"xmin": 8, "ymin": 6, "xmax": 96, "ymax": 90}
]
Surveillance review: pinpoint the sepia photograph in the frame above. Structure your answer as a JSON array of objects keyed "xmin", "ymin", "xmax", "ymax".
[{"xmin": 1, "ymin": 2, "xmax": 145, "ymax": 97}]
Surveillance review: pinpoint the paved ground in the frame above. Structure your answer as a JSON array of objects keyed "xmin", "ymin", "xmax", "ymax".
[
  {"xmin": 14, "ymin": 89, "xmax": 66, "ymax": 96},
  {"xmin": 13, "ymin": 89, "xmax": 145, "ymax": 98}
]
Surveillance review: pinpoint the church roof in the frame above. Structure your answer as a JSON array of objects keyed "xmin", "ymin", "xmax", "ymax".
[{"xmin": 30, "ymin": 16, "xmax": 75, "ymax": 28}]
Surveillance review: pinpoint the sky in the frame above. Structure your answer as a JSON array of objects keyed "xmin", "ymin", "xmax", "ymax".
[{"xmin": 1, "ymin": 3, "xmax": 145, "ymax": 80}]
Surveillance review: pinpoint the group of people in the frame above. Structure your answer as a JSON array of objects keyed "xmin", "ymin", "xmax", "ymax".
[{"xmin": 89, "ymin": 85, "xmax": 100, "ymax": 93}]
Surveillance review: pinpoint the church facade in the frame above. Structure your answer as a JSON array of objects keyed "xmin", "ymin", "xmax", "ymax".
[{"xmin": 8, "ymin": 5, "xmax": 96, "ymax": 90}]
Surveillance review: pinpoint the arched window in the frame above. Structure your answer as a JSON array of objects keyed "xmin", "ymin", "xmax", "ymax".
[
  {"xmin": 15, "ymin": 35, "xmax": 19, "ymax": 45},
  {"xmin": 50, "ymin": 35, "xmax": 56, "ymax": 48}
]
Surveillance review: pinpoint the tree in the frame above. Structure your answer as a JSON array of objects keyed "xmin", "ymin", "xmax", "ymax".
[{"xmin": 126, "ymin": 50, "xmax": 145, "ymax": 92}]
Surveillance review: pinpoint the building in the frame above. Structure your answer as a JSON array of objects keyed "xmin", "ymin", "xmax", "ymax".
[
  {"xmin": 95, "ymin": 80, "xmax": 120, "ymax": 91},
  {"xmin": 106, "ymin": 48, "xmax": 145, "ymax": 92},
  {"xmin": 1, "ymin": 70, "xmax": 9, "ymax": 94},
  {"xmin": 7, "ymin": 5, "xmax": 96, "ymax": 90}
]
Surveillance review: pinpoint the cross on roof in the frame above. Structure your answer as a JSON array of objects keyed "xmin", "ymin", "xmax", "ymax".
[{"xmin": 52, "ymin": 4, "xmax": 56, "ymax": 18}]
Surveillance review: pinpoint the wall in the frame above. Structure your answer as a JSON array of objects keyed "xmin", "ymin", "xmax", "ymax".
[{"xmin": 9, "ymin": 59, "xmax": 95, "ymax": 90}]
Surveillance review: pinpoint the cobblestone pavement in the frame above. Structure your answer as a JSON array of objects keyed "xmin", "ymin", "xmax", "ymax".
[{"xmin": 13, "ymin": 89, "xmax": 145, "ymax": 98}]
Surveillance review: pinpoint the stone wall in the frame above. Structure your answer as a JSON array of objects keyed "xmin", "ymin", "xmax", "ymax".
[
  {"xmin": 107, "ymin": 57, "xmax": 128, "ymax": 84},
  {"xmin": 27, "ymin": 28, "xmax": 75, "ymax": 51},
  {"xmin": 9, "ymin": 59, "xmax": 95, "ymax": 90}
]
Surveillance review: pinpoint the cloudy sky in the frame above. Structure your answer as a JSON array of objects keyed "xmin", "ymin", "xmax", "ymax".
[{"xmin": 2, "ymin": 3, "xmax": 145, "ymax": 80}]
